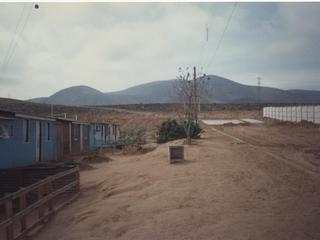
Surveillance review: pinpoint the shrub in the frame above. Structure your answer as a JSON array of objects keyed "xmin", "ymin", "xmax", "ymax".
[
  {"xmin": 119, "ymin": 127, "xmax": 146, "ymax": 151},
  {"xmin": 187, "ymin": 120, "xmax": 202, "ymax": 139},
  {"xmin": 156, "ymin": 119, "xmax": 202, "ymax": 143}
]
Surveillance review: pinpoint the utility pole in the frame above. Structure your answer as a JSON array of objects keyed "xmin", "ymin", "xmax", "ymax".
[
  {"xmin": 176, "ymin": 66, "xmax": 206, "ymax": 145},
  {"xmin": 206, "ymin": 24, "xmax": 209, "ymax": 42},
  {"xmin": 193, "ymin": 66, "xmax": 198, "ymax": 122},
  {"xmin": 257, "ymin": 76, "xmax": 261, "ymax": 103}
]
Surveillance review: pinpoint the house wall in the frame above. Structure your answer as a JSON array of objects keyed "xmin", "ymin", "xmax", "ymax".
[
  {"xmin": 71, "ymin": 123, "xmax": 81, "ymax": 154},
  {"xmin": 41, "ymin": 121, "xmax": 55, "ymax": 162},
  {"xmin": 82, "ymin": 125, "xmax": 90, "ymax": 152},
  {"xmin": 89, "ymin": 123, "xmax": 111, "ymax": 149},
  {"xmin": 108, "ymin": 124, "xmax": 120, "ymax": 143},
  {"xmin": 0, "ymin": 118, "xmax": 55, "ymax": 168},
  {"xmin": 108, "ymin": 124, "xmax": 115, "ymax": 143},
  {"xmin": 89, "ymin": 124, "xmax": 96, "ymax": 150},
  {"xmin": 54, "ymin": 122, "xmax": 64, "ymax": 161},
  {"xmin": 116, "ymin": 125, "xmax": 120, "ymax": 142},
  {"xmin": 56, "ymin": 121, "xmax": 71, "ymax": 156},
  {"xmin": 93, "ymin": 124, "xmax": 106, "ymax": 147}
]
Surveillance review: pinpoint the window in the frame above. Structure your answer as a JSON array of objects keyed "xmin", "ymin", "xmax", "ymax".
[
  {"xmin": 0, "ymin": 124, "xmax": 9, "ymax": 139},
  {"xmin": 23, "ymin": 119, "xmax": 29, "ymax": 143},
  {"xmin": 47, "ymin": 123, "xmax": 51, "ymax": 141},
  {"xmin": 101, "ymin": 126, "xmax": 104, "ymax": 136}
]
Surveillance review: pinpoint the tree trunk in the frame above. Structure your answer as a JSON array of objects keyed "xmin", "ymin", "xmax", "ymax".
[{"xmin": 186, "ymin": 119, "xmax": 192, "ymax": 145}]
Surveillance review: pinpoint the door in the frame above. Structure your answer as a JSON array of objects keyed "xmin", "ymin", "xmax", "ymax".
[
  {"xmin": 71, "ymin": 124, "xmax": 81, "ymax": 154},
  {"xmin": 35, "ymin": 121, "xmax": 42, "ymax": 162}
]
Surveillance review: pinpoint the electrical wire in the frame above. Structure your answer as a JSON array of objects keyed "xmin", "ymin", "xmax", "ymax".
[
  {"xmin": 205, "ymin": 2, "xmax": 238, "ymax": 72},
  {"xmin": 5, "ymin": 4, "xmax": 33, "ymax": 69},
  {"xmin": 1, "ymin": 3, "xmax": 27, "ymax": 74},
  {"xmin": 198, "ymin": 2, "xmax": 221, "ymax": 70}
]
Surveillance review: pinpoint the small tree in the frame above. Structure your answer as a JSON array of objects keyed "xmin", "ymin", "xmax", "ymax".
[{"xmin": 175, "ymin": 67, "xmax": 207, "ymax": 144}]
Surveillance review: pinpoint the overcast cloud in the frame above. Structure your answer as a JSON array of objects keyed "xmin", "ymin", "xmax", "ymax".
[{"xmin": 0, "ymin": 2, "xmax": 320, "ymax": 100}]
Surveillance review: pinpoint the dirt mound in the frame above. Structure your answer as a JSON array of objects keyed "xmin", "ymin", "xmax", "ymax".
[{"xmin": 82, "ymin": 149, "xmax": 113, "ymax": 163}]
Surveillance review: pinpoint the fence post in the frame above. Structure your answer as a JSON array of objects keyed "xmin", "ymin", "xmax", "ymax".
[
  {"xmin": 19, "ymin": 193, "xmax": 27, "ymax": 232},
  {"xmin": 37, "ymin": 185, "xmax": 44, "ymax": 219},
  {"xmin": 75, "ymin": 168, "xmax": 80, "ymax": 192},
  {"xmin": 5, "ymin": 198, "xmax": 14, "ymax": 240},
  {"xmin": 47, "ymin": 178, "xmax": 54, "ymax": 212},
  {"xmin": 314, "ymin": 105, "xmax": 316, "ymax": 123}
]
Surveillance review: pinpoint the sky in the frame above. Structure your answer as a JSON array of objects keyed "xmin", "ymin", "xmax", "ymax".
[{"xmin": 0, "ymin": 2, "xmax": 320, "ymax": 100}]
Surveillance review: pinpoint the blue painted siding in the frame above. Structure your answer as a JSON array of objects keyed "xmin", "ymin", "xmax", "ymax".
[
  {"xmin": 0, "ymin": 118, "xmax": 35, "ymax": 168},
  {"xmin": 89, "ymin": 123, "xmax": 110, "ymax": 149},
  {"xmin": 0, "ymin": 118, "xmax": 56, "ymax": 168},
  {"xmin": 41, "ymin": 121, "xmax": 55, "ymax": 162},
  {"xmin": 89, "ymin": 124, "xmax": 96, "ymax": 150}
]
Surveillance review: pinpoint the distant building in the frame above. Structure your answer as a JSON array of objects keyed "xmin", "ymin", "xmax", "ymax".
[
  {"xmin": 89, "ymin": 123, "xmax": 109, "ymax": 149},
  {"xmin": 89, "ymin": 123, "xmax": 120, "ymax": 149},
  {"xmin": 0, "ymin": 110, "xmax": 121, "ymax": 169},
  {"xmin": 109, "ymin": 124, "xmax": 120, "ymax": 144},
  {"xmin": 55, "ymin": 118, "xmax": 90, "ymax": 158}
]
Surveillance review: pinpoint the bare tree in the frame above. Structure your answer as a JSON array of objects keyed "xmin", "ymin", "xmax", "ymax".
[{"xmin": 175, "ymin": 66, "xmax": 207, "ymax": 144}]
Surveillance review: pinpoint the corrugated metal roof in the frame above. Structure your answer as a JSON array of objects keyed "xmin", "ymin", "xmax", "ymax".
[
  {"xmin": 0, "ymin": 110, "xmax": 55, "ymax": 121},
  {"xmin": 15, "ymin": 113, "xmax": 56, "ymax": 121},
  {"xmin": 0, "ymin": 110, "xmax": 15, "ymax": 119},
  {"xmin": 0, "ymin": 116, "xmax": 14, "ymax": 120}
]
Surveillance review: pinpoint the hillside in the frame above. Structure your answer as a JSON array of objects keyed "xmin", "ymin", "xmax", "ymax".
[{"xmin": 29, "ymin": 75, "xmax": 320, "ymax": 106}]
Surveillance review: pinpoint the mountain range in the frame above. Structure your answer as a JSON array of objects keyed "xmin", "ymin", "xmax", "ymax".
[{"xmin": 29, "ymin": 75, "xmax": 320, "ymax": 106}]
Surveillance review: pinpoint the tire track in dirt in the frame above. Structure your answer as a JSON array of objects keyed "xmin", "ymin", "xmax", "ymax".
[{"xmin": 211, "ymin": 127, "xmax": 320, "ymax": 179}]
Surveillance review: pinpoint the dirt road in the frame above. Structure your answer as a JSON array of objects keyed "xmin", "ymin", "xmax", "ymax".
[{"xmin": 34, "ymin": 123, "xmax": 320, "ymax": 240}]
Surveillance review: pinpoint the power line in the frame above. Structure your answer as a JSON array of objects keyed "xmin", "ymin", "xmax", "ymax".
[
  {"xmin": 1, "ymin": 3, "xmax": 27, "ymax": 74},
  {"xmin": 5, "ymin": 4, "xmax": 33, "ymax": 70},
  {"xmin": 257, "ymin": 76, "xmax": 262, "ymax": 102},
  {"xmin": 198, "ymin": 24, "xmax": 210, "ymax": 69},
  {"xmin": 198, "ymin": 3, "xmax": 221, "ymax": 70},
  {"xmin": 205, "ymin": 2, "xmax": 238, "ymax": 72}
]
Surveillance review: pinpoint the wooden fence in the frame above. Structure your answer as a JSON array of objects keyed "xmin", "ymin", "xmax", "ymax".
[{"xmin": 0, "ymin": 166, "xmax": 80, "ymax": 240}]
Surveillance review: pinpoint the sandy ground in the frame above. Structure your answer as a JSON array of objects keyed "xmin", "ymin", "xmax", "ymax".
[{"xmin": 34, "ymin": 118, "xmax": 320, "ymax": 240}]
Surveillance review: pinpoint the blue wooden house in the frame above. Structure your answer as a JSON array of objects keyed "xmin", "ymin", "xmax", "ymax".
[
  {"xmin": 108, "ymin": 124, "xmax": 120, "ymax": 144},
  {"xmin": 0, "ymin": 110, "xmax": 121, "ymax": 168},
  {"xmin": 89, "ymin": 123, "xmax": 120, "ymax": 149},
  {"xmin": 89, "ymin": 123, "xmax": 109, "ymax": 149},
  {"xmin": 0, "ymin": 110, "xmax": 56, "ymax": 168}
]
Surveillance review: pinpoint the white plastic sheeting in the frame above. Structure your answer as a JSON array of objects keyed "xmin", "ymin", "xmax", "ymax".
[
  {"xmin": 202, "ymin": 119, "xmax": 244, "ymax": 125},
  {"xmin": 263, "ymin": 105, "xmax": 320, "ymax": 124},
  {"xmin": 241, "ymin": 119, "xmax": 264, "ymax": 124},
  {"xmin": 202, "ymin": 119, "xmax": 264, "ymax": 125}
]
